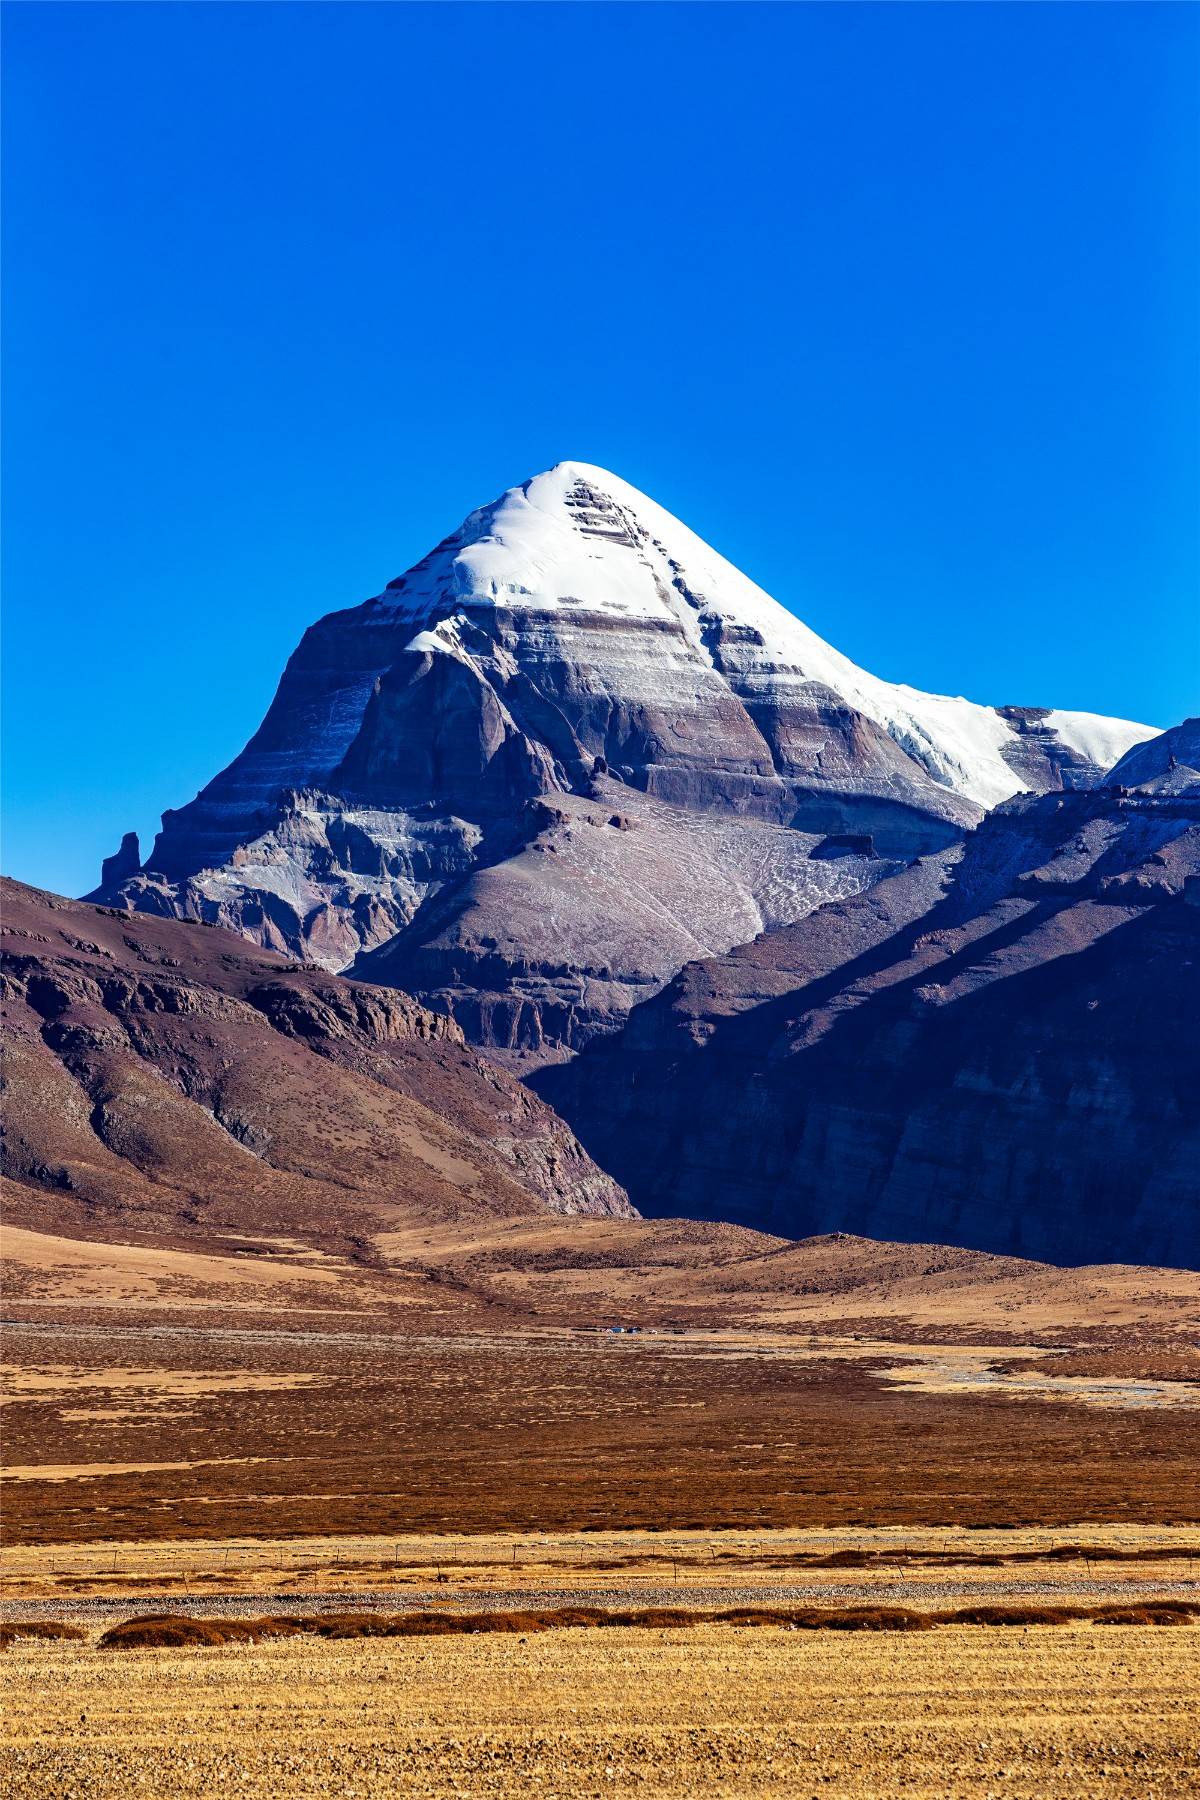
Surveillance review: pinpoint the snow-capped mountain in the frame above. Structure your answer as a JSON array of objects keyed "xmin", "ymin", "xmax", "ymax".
[
  {"xmin": 375, "ymin": 462, "xmax": 1145, "ymax": 810},
  {"xmin": 92, "ymin": 462, "xmax": 1156, "ymax": 1059}
]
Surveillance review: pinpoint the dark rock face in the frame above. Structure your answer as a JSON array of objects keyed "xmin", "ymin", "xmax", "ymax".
[
  {"xmin": 994, "ymin": 707, "xmax": 1112, "ymax": 791},
  {"xmin": 88, "ymin": 463, "xmax": 1154, "ymax": 1062},
  {"xmin": 537, "ymin": 768, "xmax": 1200, "ymax": 1269},
  {"xmin": 1106, "ymin": 716, "xmax": 1200, "ymax": 794},
  {"xmin": 99, "ymin": 831, "xmax": 140, "ymax": 888},
  {"xmin": 338, "ymin": 643, "xmax": 559, "ymax": 817},
  {"xmin": 1, "ymin": 879, "xmax": 631, "ymax": 1255}
]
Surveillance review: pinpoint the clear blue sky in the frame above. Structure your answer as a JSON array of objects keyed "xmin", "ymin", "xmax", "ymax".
[{"xmin": 3, "ymin": 2, "xmax": 1196, "ymax": 898}]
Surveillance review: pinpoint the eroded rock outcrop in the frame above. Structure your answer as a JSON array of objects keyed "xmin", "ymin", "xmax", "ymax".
[
  {"xmin": 1, "ymin": 879, "xmax": 630, "ymax": 1258},
  {"xmin": 99, "ymin": 831, "xmax": 141, "ymax": 889},
  {"xmin": 537, "ymin": 738, "xmax": 1200, "ymax": 1268}
]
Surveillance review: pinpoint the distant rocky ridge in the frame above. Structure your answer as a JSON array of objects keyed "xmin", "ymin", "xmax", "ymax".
[
  {"xmin": 537, "ymin": 726, "xmax": 1200, "ymax": 1268},
  {"xmin": 1106, "ymin": 715, "xmax": 1200, "ymax": 796},
  {"xmin": 89, "ymin": 463, "xmax": 1154, "ymax": 1062},
  {"xmin": 0, "ymin": 880, "xmax": 630, "ymax": 1261}
]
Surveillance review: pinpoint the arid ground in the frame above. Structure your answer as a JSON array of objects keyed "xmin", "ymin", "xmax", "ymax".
[
  {"xmin": 3, "ymin": 1215, "xmax": 1199, "ymax": 1794},
  {"xmin": 4, "ymin": 1213, "xmax": 1199, "ymax": 1544},
  {"xmin": 4, "ymin": 1622, "xmax": 1199, "ymax": 1798}
]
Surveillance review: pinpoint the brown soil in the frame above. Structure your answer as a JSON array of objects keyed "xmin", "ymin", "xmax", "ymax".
[{"xmin": 5, "ymin": 1316, "xmax": 1199, "ymax": 1545}]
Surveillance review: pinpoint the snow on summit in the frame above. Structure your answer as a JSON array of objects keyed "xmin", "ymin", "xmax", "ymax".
[
  {"xmin": 378, "ymin": 460, "xmax": 1155, "ymax": 810},
  {"xmin": 91, "ymin": 455, "xmax": 1164, "ymax": 1049}
]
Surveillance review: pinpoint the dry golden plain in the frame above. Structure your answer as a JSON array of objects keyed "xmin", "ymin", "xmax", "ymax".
[
  {"xmin": 4, "ymin": 1623, "xmax": 1198, "ymax": 1799},
  {"xmin": 4, "ymin": 1215, "xmax": 1199, "ymax": 1795}
]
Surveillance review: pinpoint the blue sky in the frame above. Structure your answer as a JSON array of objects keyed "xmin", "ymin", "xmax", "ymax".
[{"xmin": 3, "ymin": 2, "xmax": 1196, "ymax": 898}]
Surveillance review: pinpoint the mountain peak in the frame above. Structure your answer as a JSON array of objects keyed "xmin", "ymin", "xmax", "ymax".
[
  {"xmin": 91, "ymin": 463, "xmax": 1158, "ymax": 1061},
  {"xmin": 374, "ymin": 464, "xmax": 1153, "ymax": 813},
  {"xmin": 380, "ymin": 458, "xmax": 713, "ymax": 625},
  {"xmin": 538, "ymin": 458, "xmax": 630, "ymax": 488}
]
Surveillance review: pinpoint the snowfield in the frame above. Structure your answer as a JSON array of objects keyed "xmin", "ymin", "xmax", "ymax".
[{"xmin": 376, "ymin": 462, "xmax": 1156, "ymax": 810}]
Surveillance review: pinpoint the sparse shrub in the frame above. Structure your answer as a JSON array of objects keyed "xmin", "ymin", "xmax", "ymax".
[
  {"xmin": 449, "ymin": 1611, "xmax": 548, "ymax": 1635},
  {"xmin": 100, "ymin": 1616, "xmax": 226, "ymax": 1649},
  {"xmin": 297, "ymin": 1612, "xmax": 400, "ymax": 1640},
  {"xmin": 367, "ymin": 1614, "xmax": 460, "ymax": 1637},
  {"xmin": 89, "ymin": 1594, "xmax": 1200, "ymax": 1652},
  {"xmin": 808, "ymin": 1550, "xmax": 879, "ymax": 1568},
  {"xmin": 1091, "ymin": 1602, "xmax": 1196, "ymax": 1626},
  {"xmin": 0, "ymin": 1619, "xmax": 85, "ymax": 1649},
  {"xmin": 935, "ymin": 1601, "xmax": 1198, "ymax": 1627},
  {"xmin": 783, "ymin": 1607, "xmax": 932, "ymax": 1632},
  {"xmin": 99, "ymin": 1614, "xmax": 271, "ymax": 1649}
]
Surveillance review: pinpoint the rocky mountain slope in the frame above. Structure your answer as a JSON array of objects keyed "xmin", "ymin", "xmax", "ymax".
[
  {"xmin": 1, "ymin": 880, "xmax": 629, "ymax": 1264},
  {"xmin": 88, "ymin": 463, "xmax": 1153, "ymax": 1061},
  {"xmin": 537, "ymin": 727, "xmax": 1200, "ymax": 1268},
  {"xmin": 1106, "ymin": 715, "xmax": 1200, "ymax": 794}
]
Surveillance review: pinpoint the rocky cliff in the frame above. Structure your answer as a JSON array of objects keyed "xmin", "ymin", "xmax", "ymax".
[
  {"xmin": 537, "ymin": 732, "xmax": 1200, "ymax": 1268},
  {"xmin": 88, "ymin": 463, "xmax": 1154, "ymax": 1061},
  {"xmin": 1, "ymin": 880, "xmax": 630, "ymax": 1261}
]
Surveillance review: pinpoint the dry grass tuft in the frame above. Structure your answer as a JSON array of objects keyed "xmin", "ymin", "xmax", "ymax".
[
  {"xmin": 719, "ymin": 1606, "xmax": 933, "ymax": 1631},
  {"xmin": 305, "ymin": 1611, "xmax": 553, "ymax": 1639},
  {"xmin": 99, "ymin": 1616, "xmax": 246, "ymax": 1649},
  {"xmin": 97, "ymin": 1614, "xmax": 305, "ymax": 1649},
  {"xmin": 0, "ymin": 1620, "xmax": 85, "ymax": 1650},
  {"xmin": 934, "ymin": 1600, "xmax": 1199, "ymax": 1627},
  {"xmin": 1090, "ymin": 1602, "xmax": 1196, "ymax": 1626},
  {"xmin": 74, "ymin": 1595, "xmax": 1200, "ymax": 1650}
]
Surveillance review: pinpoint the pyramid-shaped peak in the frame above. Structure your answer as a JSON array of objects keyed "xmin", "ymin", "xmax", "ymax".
[
  {"xmin": 372, "ymin": 462, "xmax": 1154, "ymax": 815},
  {"xmin": 382, "ymin": 457, "xmax": 747, "ymax": 628},
  {"xmin": 524, "ymin": 460, "xmax": 655, "ymax": 504},
  {"xmin": 517, "ymin": 461, "xmax": 658, "ymax": 539},
  {"xmin": 467, "ymin": 461, "xmax": 698, "ymax": 556},
  {"xmin": 537, "ymin": 458, "xmax": 630, "ymax": 488}
]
